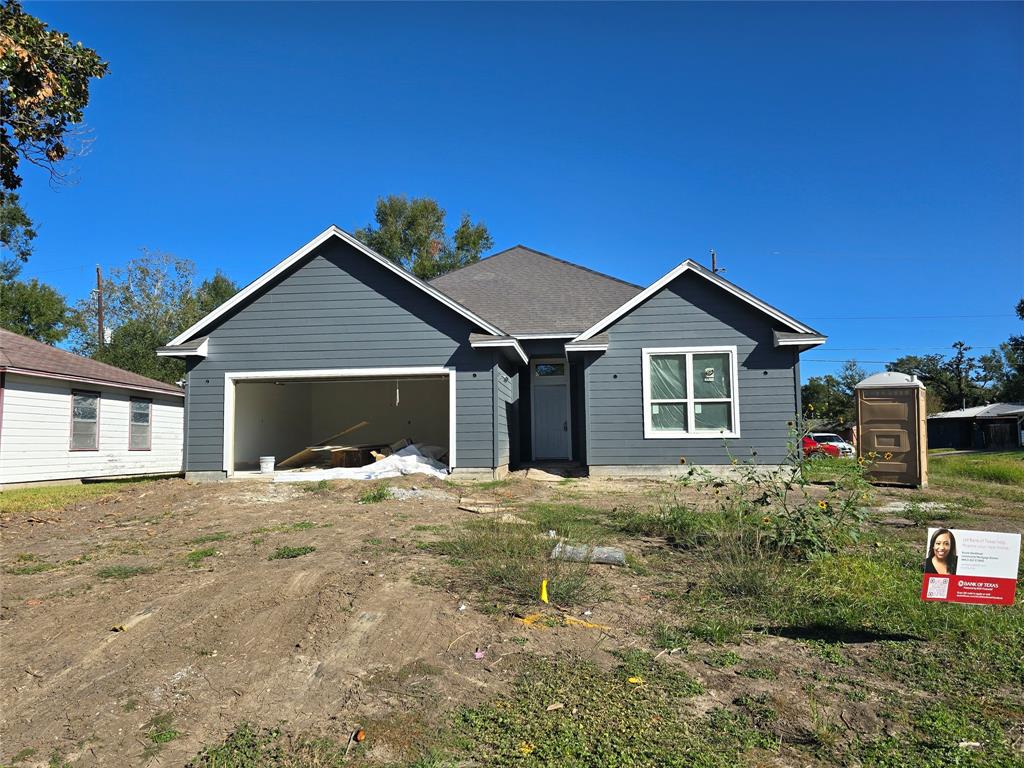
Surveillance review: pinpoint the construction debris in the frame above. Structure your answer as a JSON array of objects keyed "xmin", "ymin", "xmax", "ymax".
[
  {"xmin": 550, "ymin": 542, "xmax": 626, "ymax": 566},
  {"xmin": 276, "ymin": 421, "xmax": 369, "ymax": 469},
  {"xmin": 274, "ymin": 444, "xmax": 448, "ymax": 483},
  {"xmin": 458, "ymin": 498, "xmax": 511, "ymax": 514}
]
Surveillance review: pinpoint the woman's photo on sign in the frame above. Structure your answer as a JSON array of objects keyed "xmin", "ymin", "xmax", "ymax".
[{"xmin": 923, "ymin": 528, "xmax": 957, "ymax": 575}]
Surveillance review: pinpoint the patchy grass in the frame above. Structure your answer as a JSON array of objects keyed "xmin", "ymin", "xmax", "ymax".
[
  {"xmin": 4, "ymin": 554, "xmax": 57, "ymax": 575},
  {"xmin": 431, "ymin": 519, "xmax": 598, "ymax": 606},
  {"xmin": 188, "ymin": 723, "xmax": 354, "ymax": 767},
  {"xmin": 299, "ymin": 480, "xmax": 332, "ymax": 495},
  {"xmin": 186, "ymin": 547, "xmax": 218, "ymax": 567},
  {"xmin": 96, "ymin": 564, "xmax": 155, "ymax": 580},
  {"xmin": 441, "ymin": 653, "xmax": 781, "ymax": 767},
  {"xmin": 0, "ymin": 478, "xmax": 153, "ymax": 516},
  {"xmin": 930, "ymin": 450, "xmax": 1024, "ymax": 486},
  {"xmin": 357, "ymin": 483, "xmax": 392, "ymax": 504},
  {"xmin": 146, "ymin": 712, "xmax": 181, "ymax": 744},
  {"xmin": 189, "ymin": 531, "xmax": 230, "ymax": 545},
  {"xmin": 521, "ymin": 502, "xmax": 615, "ymax": 540},
  {"xmin": 268, "ymin": 545, "xmax": 316, "ymax": 561}
]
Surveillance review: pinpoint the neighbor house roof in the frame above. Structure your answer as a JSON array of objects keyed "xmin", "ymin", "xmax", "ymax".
[
  {"xmin": 929, "ymin": 403, "xmax": 1024, "ymax": 419},
  {"xmin": 0, "ymin": 329, "xmax": 184, "ymax": 396},
  {"xmin": 430, "ymin": 245, "xmax": 642, "ymax": 336}
]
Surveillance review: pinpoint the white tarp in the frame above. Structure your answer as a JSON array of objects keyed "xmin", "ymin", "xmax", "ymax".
[{"xmin": 273, "ymin": 444, "xmax": 449, "ymax": 483}]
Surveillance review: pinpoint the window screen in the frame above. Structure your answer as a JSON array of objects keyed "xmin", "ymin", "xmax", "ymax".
[
  {"xmin": 71, "ymin": 392, "xmax": 99, "ymax": 450},
  {"xmin": 130, "ymin": 399, "xmax": 152, "ymax": 450}
]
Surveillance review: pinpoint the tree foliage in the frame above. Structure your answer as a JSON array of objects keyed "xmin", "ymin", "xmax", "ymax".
[
  {"xmin": 0, "ymin": 274, "xmax": 73, "ymax": 343},
  {"xmin": 801, "ymin": 360, "xmax": 866, "ymax": 425},
  {"xmin": 354, "ymin": 195, "xmax": 494, "ymax": 279},
  {"xmin": 72, "ymin": 251, "xmax": 237, "ymax": 383},
  {"xmin": 1, "ymin": 0, "xmax": 108, "ymax": 191}
]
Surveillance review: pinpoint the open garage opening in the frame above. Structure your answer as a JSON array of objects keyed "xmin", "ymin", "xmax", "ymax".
[{"xmin": 227, "ymin": 371, "xmax": 452, "ymax": 474}]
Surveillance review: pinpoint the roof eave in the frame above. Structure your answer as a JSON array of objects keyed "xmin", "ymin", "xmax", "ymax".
[{"xmin": 0, "ymin": 366, "xmax": 184, "ymax": 397}]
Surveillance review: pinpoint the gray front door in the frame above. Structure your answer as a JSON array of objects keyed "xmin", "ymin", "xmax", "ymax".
[{"xmin": 532, "ymin": 359, "xmax": 570, "ymax": 460}]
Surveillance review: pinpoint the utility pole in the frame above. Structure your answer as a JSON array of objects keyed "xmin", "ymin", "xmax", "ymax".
[{"xmin": 96, "ymin": 265, "xmax": 105, "ymax": 349}]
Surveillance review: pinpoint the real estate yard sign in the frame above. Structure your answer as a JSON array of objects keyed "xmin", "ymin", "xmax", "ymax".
[{"xmin": 921, "ymin": 528, "xmax": 1021, "ymax": 606}]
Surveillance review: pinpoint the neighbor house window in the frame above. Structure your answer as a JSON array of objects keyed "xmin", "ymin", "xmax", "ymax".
[
  {"xmin": 129, "ymin": 398, "xmax": 152, "ymax": 451},
  {"xmin": 71, "ymin": 391, "xmax": 100, "ymax": 450},
  {"xmin": 641, "ymin": 346, "xmax": 739, "ymax": 438}
]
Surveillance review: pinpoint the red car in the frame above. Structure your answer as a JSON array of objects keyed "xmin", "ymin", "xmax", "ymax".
[{"xmin": 802, "ymin": 435, "xmax": 840, "ymax": 459}]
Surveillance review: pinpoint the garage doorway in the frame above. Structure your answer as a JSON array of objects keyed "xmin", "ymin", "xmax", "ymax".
[{"xmin": 223, "ymin": 367, "xmax": 455, "ymax": 474}]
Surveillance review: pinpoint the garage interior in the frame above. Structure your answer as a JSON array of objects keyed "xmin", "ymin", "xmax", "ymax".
[{"xmin": 231, "ymin": 375, "xmax": 450, "ymax": 473}]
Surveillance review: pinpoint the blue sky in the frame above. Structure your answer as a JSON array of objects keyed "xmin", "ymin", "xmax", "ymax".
[{"xmin": 16, "ymin": 2, "xmax": 1024, "ymax": 380}]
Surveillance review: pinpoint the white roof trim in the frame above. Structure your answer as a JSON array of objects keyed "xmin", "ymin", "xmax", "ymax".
[
  {"xmin": 168, "ymin": 226, "xmax": 505, "ymax": 346},
  {"xmin": 773, "ymin": 333, "xmax": 827, "ymax": 348},
  {"xmin": 565, "ymin": 343, "xmax": 608, "ymax": 352},
  {"xmin": 470, "ymin": 337, "xmax": 529, "ymax": 365},
  {"xmin": 157, "ymin": 338, "xmax": 209, "ymax": 358},
  {"xmin": 513, "ymin": 333, "xmax": 578, "ymax": 340},
  {"xmin": 573, "ymin": 260, "xmax": 818, "ymax": 342}
]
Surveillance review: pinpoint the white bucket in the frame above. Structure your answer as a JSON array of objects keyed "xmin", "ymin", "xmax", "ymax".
[{"xmin": 259, "ymin": 456, "xmax": 276, "ymax": 473}]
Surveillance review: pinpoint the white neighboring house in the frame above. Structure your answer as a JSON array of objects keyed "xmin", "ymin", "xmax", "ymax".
[{"xmin": 0, "ymin": 329, "xmax": 184, "ymax": 489}]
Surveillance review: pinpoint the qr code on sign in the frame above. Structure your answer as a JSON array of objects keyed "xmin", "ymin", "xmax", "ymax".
[{"xmin": 926, "ymin": 577, "xmax": 949, "ymax": 599}]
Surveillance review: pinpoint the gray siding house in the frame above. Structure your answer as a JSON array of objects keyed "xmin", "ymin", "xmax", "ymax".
[{"xmin": 160, "ymin": 226, "xmax": 825, "ymax": 480}]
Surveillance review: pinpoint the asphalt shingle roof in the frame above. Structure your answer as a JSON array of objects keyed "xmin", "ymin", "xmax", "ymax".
[
  {"xmin": 430, "ymin": 246, "xmax": 642, "ymax": 335},
  {"xmin": 0, "ymin": 329, "xmax": 184, "ymax": 396}
]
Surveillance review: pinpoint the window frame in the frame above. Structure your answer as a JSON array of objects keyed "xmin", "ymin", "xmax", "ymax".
[
  {"xmin": 129, "ymin": 397, "xmax": 153, "ymax": 452},
  {"xmin": 641, "ymin": 345, "xmax": 740, "ymax": 439},
  {"xmin": 69, "ymin": 390, "xmax": 101, "ymax": 451}
]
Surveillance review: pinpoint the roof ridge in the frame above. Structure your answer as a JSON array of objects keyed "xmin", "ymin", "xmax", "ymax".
[{"xmin": 430, "ymin": 244, "xmax": 643, "ymax": 290}]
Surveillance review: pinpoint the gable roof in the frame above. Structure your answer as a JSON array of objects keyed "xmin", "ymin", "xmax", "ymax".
[
  {"xmin": 0, "ymin": 329, "xmax": 183, "ymax": 396},
  {"xmin": 166, "ymin": 226, "xmax": 505, "ymax": 347},
  {"xmin": 572, "ymin": 259, "xmax": 822, "ymax": 342},
  {"xmin": 429, "ymin": 245, "xmax": 642, "ymax": 336}
]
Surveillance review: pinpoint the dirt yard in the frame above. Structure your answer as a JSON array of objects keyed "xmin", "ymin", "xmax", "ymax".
[{"xmin": 1, "ymin": 463, "xmax": 1022, "ymax": 767}]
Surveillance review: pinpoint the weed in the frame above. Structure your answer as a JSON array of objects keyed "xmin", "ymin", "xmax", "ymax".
[
  {"xmin": 681, "ymin": 616, "xmax": 747, "ymax": 644},
  {"xmin": 523, "ymin": 502, "xmax": 613, "ymax": 540},
  {"xmin": 97, "ymin": 564, "xmax": 155, "ymax": 579},
  {"xmin": 804, "ymin": 639, "xmax": 846, "ymax": 665},
  {"xmin": 268, "ymin": 545, "xmax": 315, "ymax": 560},
  {"xmin": 300, "ymin": 480, "xmax": 332, "ymax": 494},
  {"xmin": 189, "ymin": 532, "xmax": 229, "ymax": 545},
  {"xmin": 738, "ymin": 666, "xmax": 778, "ymax": 680},
  {"xmin": 5, "ymin": 561, "xmax": 56, "ymax": 575},
  {"xmin": 186, "ymin": 547, "xmax": 218, "ymax": 567},
  {"xmin": 706, "ymin": 650, "xmax": 742, "ymax": 667},
  {"xmin": 147, "ymin": 712, "xmax": 181, "ymax": 744},
  {"xmin": 431, "ymin": 520, "xmax": 598, "ymax": 606},
  {"xmin": 188, "ymin": 723, "xmax": 355, "ymax": 767},
  {"xmin": 358, "ymin": 483, "xmax": 392, "ymax": 504},
  {"xmin": 122, "ymin": 698, "xmax": 139, "ymax": 712},
  {"xmin": 651, "ymin": 622, "xmax": 689, "ymax": 650},
  {"xmin": 11, "ymin": 747, "xmax": 36, "ymax": 763},
  {"xmin": 617, "ymin": 502, "xmax": 721, "ymax": 548}
]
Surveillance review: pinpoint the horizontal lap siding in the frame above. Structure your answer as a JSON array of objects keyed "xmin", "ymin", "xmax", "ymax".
[
  {"xmin": 587, "ymin": 274, "xmax": 799, "ymax": 465},
  {"xmin": 494, "ymin": 359, "xmax": 516, "ymax": 467},
  {"xmin": 0, "ymin": 374, "xmax": 183, "ymax": 483},
  {"xmin": 185, "ymin": 239, "xmax": 496, "ymax": 471}
]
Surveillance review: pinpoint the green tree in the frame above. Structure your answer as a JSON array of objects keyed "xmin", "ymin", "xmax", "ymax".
[
  {"xmin": 1, "ymin": 0, "xmax": 108, "ymax": 260},
  {"xmin": 354, "ymin": 195, "xmax": 494, "ymax": 279},
  {"xmin": 0, "ymin": 274, "xmax": 73, "ymax": 343},
  {"xmin": 72, "ymin": 252, "xmax": 237, "ymax": 383},
  {"xmin": 0, "ymin": 191, "xmax": 35, "ymax": 270},
  {"xmin": 801, "ymin": 360, "xmax": 866, "ymax": 424}
]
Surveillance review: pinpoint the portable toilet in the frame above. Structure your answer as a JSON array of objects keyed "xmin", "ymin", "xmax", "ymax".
[{"xmin": 855, "ymin": 371, "xmax": 928, "ymax": 487}]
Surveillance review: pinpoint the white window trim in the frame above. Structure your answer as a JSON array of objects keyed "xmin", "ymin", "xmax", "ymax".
[{"xmin": 641, "ymin": 345, "xmax": 740, "ymax": 439}]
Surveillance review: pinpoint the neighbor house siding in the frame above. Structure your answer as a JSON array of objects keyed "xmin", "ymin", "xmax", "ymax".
[
  {"xmin": 586, "ymin": 273, "xmax": 800, "ymax": 466},
  {"xmin": 184, "ymin": 238, "xmax": 498, "ymax": 472},
  {"xmin": 0, "ymin": 373, "xmax": 183, "ymax": 485}
]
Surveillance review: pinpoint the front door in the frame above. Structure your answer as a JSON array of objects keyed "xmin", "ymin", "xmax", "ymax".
[{"xmin": 531, "ymin": 358, "xmax": 570, "ymax": 460}]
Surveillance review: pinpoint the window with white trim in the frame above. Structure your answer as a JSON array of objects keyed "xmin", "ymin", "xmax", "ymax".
[
  {"xmin": 642, "ymin": 346, "xmax": 739, "ymax": 438},
  {"xmin": 71, "ymin": 391, "xmax": 100, "ymax": 450},
  {"xmin": 129, "ymin": 398, "xmax": 152, "ymax": 450}
]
